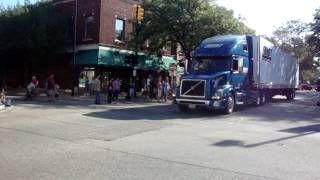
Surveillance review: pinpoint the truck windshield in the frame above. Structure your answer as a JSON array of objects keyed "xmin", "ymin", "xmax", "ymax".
[{"xmin": 191, "ymin": 57, "xmax": 230, "ymax": 74}]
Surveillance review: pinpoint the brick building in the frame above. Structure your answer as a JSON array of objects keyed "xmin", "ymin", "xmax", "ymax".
[{"xmin": 52, "ymin": 0, "xmax": 179, "ymax": 91}]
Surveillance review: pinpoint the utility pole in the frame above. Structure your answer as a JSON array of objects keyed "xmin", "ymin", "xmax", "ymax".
[
  {"xmin": 72, "ymin": 0, "xmax": 78, "ymax": 96},
  {"xmin": 132, "ymin": 5, "xmax": 144, "ymax": 98}
]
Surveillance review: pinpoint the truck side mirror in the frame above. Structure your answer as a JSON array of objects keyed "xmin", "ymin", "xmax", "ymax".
[
  {"xmin": 243, "ymin": 44, "xmax": 248, "ymax": 52},
  {"xmin": 232, "ymin": 57, "xmax": 244, "ymax": 73},
  {"xmin": 238, "ymin": 58, "xmax": 244, "ymax": 72},
  {"xmin": 232, "ymin": 60, "xmax": 238, "ymax": 71}
]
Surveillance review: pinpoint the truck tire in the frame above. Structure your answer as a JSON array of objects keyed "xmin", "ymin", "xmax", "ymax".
[
  {"xmin": 222, "ymin": 93, "xmax": 235, "ymax": 114},
  {"xmin": 260, "ymin": 91, "xmax": 267, "ymax": 105},
  {"xmin": 254, "ymin": 93, "xmax": 261, "ymax": 106},
  {"xmin": 178, "ymin": 104, "xmax": 189, "ymax": 112},
  {"xmin": 286, "ymin": 90, "xmax": 295, "ymax": 100},
  {"xmin": 266, "ymin": 93, "xmax": 273, "ymax": 102}
]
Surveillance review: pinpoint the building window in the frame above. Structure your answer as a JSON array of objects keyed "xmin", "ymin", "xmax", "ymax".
[
  {"xmin": 115, "ymin": 18, "xmax": 125, "ymax": 41},
  {"xmin": 84, "ymin": 16, "xmax": 94, "ymax": 39}
]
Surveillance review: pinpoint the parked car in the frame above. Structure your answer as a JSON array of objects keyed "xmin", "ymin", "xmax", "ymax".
[{"xmin": 300, "ymin": 83, "xmax": 313, "ymax": 90}]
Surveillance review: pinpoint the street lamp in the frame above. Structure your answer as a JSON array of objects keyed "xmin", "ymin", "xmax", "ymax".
[{"xmin": 72, "ymin": 0, "xmax": 78, "ymax": 96}]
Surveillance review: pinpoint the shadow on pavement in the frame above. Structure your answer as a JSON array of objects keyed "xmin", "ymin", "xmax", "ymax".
[
  {"xmin": 9, "ymin": 91, "xmax": 320, "ymax": 123},
  {"xmin": 233, "ymin": 96, "xmax": 320, "ymax": 123},
  {"xmin": 83, "ymin": 105, "xmax": 224, "ymax": 121},
  {"xmin": 213, "ymin": 124, "xmax": 320, "ymax": 148}
]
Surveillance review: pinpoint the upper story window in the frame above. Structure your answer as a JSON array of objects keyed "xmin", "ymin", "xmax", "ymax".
[
  {"xmin": 115, "ymin": 18, "xmax": 125, "ymax": 41},
  {"xmin": 84, "ymin": 16, "xmax": 94, "ymax": 40}
]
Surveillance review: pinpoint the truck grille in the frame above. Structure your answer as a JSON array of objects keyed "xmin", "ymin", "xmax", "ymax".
[{"xmin": 180, "ymin": 80, "xmax": 206, "ymax": 97}]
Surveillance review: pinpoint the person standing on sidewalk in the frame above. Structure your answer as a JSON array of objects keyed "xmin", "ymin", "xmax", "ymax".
[
  {"xmin": 0, "ymin": 87, "xmax": 7, "ymax": 106},
  {"xmin": 157, "ymin": 76, "xmax": 163, "ymax": 102},
  {"xmin": 129, "ymin": 78, "xmax": 135, "ymax": 99},
  {"xmin": 47, "ymin": 74, "xmax": 55, "ymax": 102},
  {"xmin": 85, "ymin": 76, "xmax": 90, "ymax": 96},
  {"xmin": 107, "ymin": 78, "xmax": 113, "ymax": 104},
  {"xmin": 147, "ymin": 75, "xmax": 153, "ymax": 99},
  {"xmin": 93, "ymin": 75, "xmax": 101, "ymax": 104},
  {"xmin": 112, "ymin": 78, "xmax": 121, "ymax": 103},
  {"xmin": 162, "ymin": 77, "xmax": 170, "ymax": 103}
]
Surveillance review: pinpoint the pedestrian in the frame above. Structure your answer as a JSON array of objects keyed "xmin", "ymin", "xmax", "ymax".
[
  {"xmin": 107, "ymin": 78, "xmax": 113, "ymax": 104},
  {"xmin": 157, "ymin": 76, "xmax": 163, "ymax": 102},
  {"xmin": 152, "ymin": 76, "xmax": 158, "ymax": 99},
  {"xmin": 162, "ymin": 77, "xmax": 170, "ymax": 102},
  {"xmin": 26, "ymin": 76, "xmax": 39, "ymax": 100},
  {"xmin": 129, "ymin": 78, "xmax": 135, "ymax": 99},
  {"xmin": 0, "ymin": 87, "xmax": 11, "ymax": 107},
  {"xmin": 0, "ymin": 87, "xmax": 6, "ymax": 105},
  {"xmin": 85, "ymin": 76, "xmax": 90, "ymax": 96},
  {"xmin": 92, "ymin": 75, "xmax": 101, "ymax": 104},
  {"xmin": 47, "ymin": 74, "xmax": 56, "ymax": 102},
  {"xmin": 147, "ymin": 75, "xmax": 153, "ymax": 99},
  {"xmin": 112, "ymin": 77, "xmax": 121, "ymax": 102}
]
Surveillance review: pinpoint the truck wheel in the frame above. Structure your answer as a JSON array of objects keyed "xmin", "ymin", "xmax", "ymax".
[
  {"xmin": 223, "ymin": 93, "xmax": 235, "ymax": 114},
  {"xmin": 178, "ymin": 105, "xmax": 189, "ymax": 112},
  {"xmin": 260, "ymin": 91, "xmax": 266, "ymax": 105},
  {"xmin": 267, "ymin": 93, "xmax": 272, "ymax": 102},
  {"xmin": 286, "ymin": 91, "xmax": 295, "ymax": 100},
  {"xmin": 254, "ymin": 93, "xmax": 261, "ymax": 106}
]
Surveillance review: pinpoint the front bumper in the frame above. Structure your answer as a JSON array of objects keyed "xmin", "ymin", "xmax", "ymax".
[{"xmin": 175, "ymin": 98, "xmax": 227, "ymax": 110}]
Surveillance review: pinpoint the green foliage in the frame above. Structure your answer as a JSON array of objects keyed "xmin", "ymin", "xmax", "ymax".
[
  {"xmin": 0, "ymin": 1, "xmax": 68, "ymax": 62},
  {"xmin": 308, "ymin": 8, "xmax": 320, "ymax": 56},
  {"xmin": 132, "ymin": 0, "xmax": 254, "ymax": 58},
  {"xmin": 271, "ymin": 20, "xmax": 319, "ymax": 82}
]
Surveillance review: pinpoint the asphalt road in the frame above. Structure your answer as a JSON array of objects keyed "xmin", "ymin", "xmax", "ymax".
[{"xmin": 0, "ymin": 91, "xmax": 319, "ymax": 180}]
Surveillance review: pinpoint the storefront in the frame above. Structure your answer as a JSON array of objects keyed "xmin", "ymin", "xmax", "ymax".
[{"xmin": 75, "ymin": 45, "xmax": 182, "ymax": 93}]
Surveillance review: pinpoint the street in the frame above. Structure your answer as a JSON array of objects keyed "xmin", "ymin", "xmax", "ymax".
[{"xmin": 0, "ymin": 91, "xmax": 319, "ymax": 180}]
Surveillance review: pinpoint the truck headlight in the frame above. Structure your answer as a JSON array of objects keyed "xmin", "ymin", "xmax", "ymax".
[{"xmin": 212, "ymin": 89, "xmax": 224, "ymax": 100}]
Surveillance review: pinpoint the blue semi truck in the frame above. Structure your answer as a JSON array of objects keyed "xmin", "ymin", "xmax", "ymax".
[{"xmin": 174, "ymin": 35, "xmax": 299, "ymax": 114}]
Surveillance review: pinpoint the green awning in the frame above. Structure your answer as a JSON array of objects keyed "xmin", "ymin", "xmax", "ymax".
[{"xmin": 75, "ymin": 47, "xmax": 181, "ymax": 72}]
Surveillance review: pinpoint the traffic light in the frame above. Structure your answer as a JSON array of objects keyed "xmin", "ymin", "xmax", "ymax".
[
  {"xmin": 132, "ymin": 5, "xmax": 139, "ymax": 21},
  {"xmin": 137, "ymin": 6, "xmax": 144, "ymax": 21},
  {"xmin": 133, "ymin": 5, "xmax": 144, "ymax": 22}
]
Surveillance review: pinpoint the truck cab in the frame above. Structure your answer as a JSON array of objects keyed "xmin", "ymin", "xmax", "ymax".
[{"xmin": 174, "ymin": 35, "xmax": 250, "ymax": 114}]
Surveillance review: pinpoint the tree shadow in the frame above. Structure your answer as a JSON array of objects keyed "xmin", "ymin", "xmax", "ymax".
[
  {"xmin": 233, "ymin": 95, "xmax": 320, "ymax": 123},
  {"xmin": 213, "ymin": 124, "xmax": 320, "ymax": 148},
  {"xmin": 83, "ymin": 104, "xmax": 225, "ymax": 121}
]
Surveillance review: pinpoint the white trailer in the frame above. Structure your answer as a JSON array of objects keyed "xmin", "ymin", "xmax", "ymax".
[{"xmin": 251, "ymin": 36, "xmax": 299, "ymax": 99}]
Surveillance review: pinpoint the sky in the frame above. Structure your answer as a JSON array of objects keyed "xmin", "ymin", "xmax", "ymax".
[
  {"xmin": 216, "ymin": 0, "xmax": 320, "ymax": 36},
  {"xmin": 1, "ymin": 0, "xmax": 320, "ymax": 36},
  {"xmin": 0, "ymin": 0, "xmax": 37, "ymax": 7}
]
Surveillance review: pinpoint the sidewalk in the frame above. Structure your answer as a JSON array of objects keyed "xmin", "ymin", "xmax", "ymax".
[
  {"xmin": 0, "ymin": 104, "xmax": 4, "ymax": 111},
  {"xmin": 5, "ymin": 89, "xmax": 172, "ymax": 106}
]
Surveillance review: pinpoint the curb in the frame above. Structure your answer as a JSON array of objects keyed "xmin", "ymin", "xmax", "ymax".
[
  {"xmin": 0, "ymin": 105, "xmax": 13, "ymax": 113},
  {"xmin": 0, "ymin": 105, "xmax": 4, "ymax": 111}
]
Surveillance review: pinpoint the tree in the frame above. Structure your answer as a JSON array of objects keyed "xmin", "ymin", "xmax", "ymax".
[
  {"xmin": 0, "ymin": 1, "xmax": 68, "ymax": 86},
  {"xmin": 308, "ymin": 8, "xmax": 320, "ymax": 54},
  {"xmin": 132, "ymin": 0, "xmax": 254, "ymax": 61},
  {"xmin": 308, "ymin": 8, "xmax": 320, "ymax": 76},
  {"xmin": 271, "ymin": 20, "xmax": 318, "ymax": 82}
]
